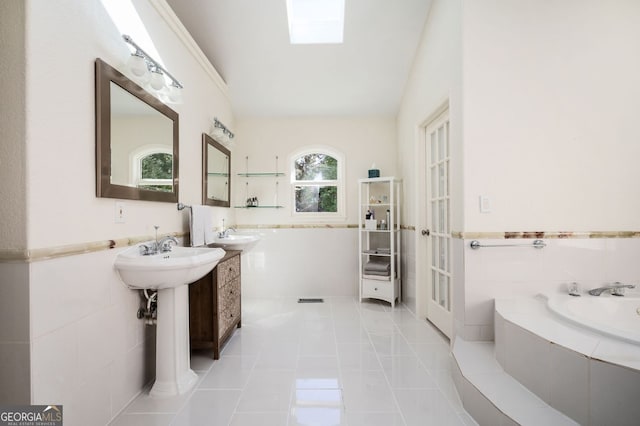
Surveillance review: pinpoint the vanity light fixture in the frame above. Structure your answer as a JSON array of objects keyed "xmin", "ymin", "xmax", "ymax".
[
  {"xmin": 122, "ymin": 34, "xmax": 183, "ymax": 103},
  {"xmin": 211, "ymin": 117, "xmax": 235, "ymax": 146}
]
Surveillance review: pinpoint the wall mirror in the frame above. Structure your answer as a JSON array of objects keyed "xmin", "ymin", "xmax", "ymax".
[
  {"xmin": 202, "ymin": 133, "xmax": 231, "ymax": 207},
  {"xmin": 95, "ymin": 58, "xmax": 179, "ymax": 202}
]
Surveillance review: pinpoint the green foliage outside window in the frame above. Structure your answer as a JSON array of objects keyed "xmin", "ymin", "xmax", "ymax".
[
  {"xmin": 141, "ymin": 153, "xmax": 172, "ymax": 179},
  {"xmin": 295, "ymin": 154, "xmax": 337, "ymax": 181},
  {"xmin": 295, "ymin": 185, "xmax": 338, "ymax": 212},
  {"xmin": 139, "ymin": 153, "xmax": 172, "ymax": 192},
  {"xmin": 294, "ymin": 153, "xmax": 338, "ymax": 213}
]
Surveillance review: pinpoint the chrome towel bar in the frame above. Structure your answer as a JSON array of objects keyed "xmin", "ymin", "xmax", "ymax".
[
  {"xmin": 177, "ymin": 202, "xmax": 191, "ymax": 211},
  {"xmin": 470, "ymin": 239, "xmax": 546, "ymax": 250}
]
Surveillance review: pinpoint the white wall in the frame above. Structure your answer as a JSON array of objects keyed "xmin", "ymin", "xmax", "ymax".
[
  {"xmin": 457, "ymin": 0, "xmax": 640, "ymax": 339},
  {"xmin": 396, "ymin": 0, "xmax": 462, "ymax": 315},
  {"xmin": 0, "ymin": 0, "xmax": 234, "ymax": 423},
  {"xmin": 462, "ymin": 0, "xmax": 640, "ymax": 232},
  {"xmin": 234, "ymin": 117, "xmax": 397, "ymax": 297},
  {"xmin": 25, "ymin": 0, "xmax": 234, "ymax": 249}
]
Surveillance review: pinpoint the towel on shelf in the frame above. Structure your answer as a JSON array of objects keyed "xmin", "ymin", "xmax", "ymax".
[
  {"xmin": 364, "ymin": 260, "xmax": 390, "ymax": 273},
  {"xmin": 363, "ymin": 270, "xmax": 391, "ymax": 277},
  {"xmin": 190, "ymin": 205, "xmax": 210, "ymax": 247}
]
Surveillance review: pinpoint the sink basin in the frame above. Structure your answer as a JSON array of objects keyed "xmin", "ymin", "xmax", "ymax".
[
  {"xmin": 115, "ymin": 245, "xmax": 226, "ymax": 289},
  {"xmin": 208, "ymin": 233, "xmax": 260, "ymax": 251}
]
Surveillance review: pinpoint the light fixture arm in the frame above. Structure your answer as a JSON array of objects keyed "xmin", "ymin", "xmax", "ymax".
[
  {"xmin": 122, "ymin": 34, "xmax": 183, "ymax": 89},
  {"xmin": 214, "ymin": 117, "xmax": 234, "ymax": 139}
]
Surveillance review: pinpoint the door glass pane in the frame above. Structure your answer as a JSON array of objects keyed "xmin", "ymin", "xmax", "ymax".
[
  {"xmin": 438, "ymin": 126, "xmax": 444, "ymax": 161},
  {"xmin": 432, "ymin": 270, "xmax": 437, "ymax": 301},
  {"xmin": 438, "ymin": 164, "xmax": 444, "ymax": 197},
  {"xmin": 445, "ymin": 161, "xmax": 449, "ymax": 197},
  {"xmin": 439, "ymin": 237, "xmax": 447, "ymax": 270},
  {"xmin": 445, "ymin": 121, "xmax": 449, "ymax": 157},
  {"xmin": 439, "ymin": 274, "xmax": 448, "ymax": 308},
  {"xmin": 430, "ymin": 133, "xmax": 436, "ymax": 161},
  {"xmin": 431, "ymin": 166, "xmax": 437, "ymax": 198},
  {"xmin": 446, "ymin": 200, "xmax": 450, "ymax": 234},
  {"xmin": 432, "ymin": 237, "xmax": 438, "ymax": 267},
  {"xmin": 432, "ymin": 201, "xmax": 437, "ymax": 234},
  {"xmin": 438, "ymin": 201, "xmax": 444, "ymax": 233}
]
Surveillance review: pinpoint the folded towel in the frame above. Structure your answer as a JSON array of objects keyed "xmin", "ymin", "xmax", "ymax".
[
  {"xmin": 364, "ymin": 261, "xmax": 390, "ymax": 272},
  {"xmin": 363, "ymin": 270, "xmax": 390, "ymax": 277},
  {"xmin": 190, "ymin": 205, "xmax": 209, "ymax": 247}
]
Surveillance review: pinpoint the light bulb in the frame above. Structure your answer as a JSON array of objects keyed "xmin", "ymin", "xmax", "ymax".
[
  {"xmin": 128, "ymin": 52, "xmax": 148, "ymax": 77},
  {"xmin": 149, "ymin": 68, "xmax": 165, "ymax": 91},
  {"xmin": 167, "ymin": 82, "xmax": 182, "ymax": 103}
]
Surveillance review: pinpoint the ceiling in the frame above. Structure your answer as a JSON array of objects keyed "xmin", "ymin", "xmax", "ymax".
[{"xmin": 165, "ymin": 0, "xmax": 433, "ymax": 117}]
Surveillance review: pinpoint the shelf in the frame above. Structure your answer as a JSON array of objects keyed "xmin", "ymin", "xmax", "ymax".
[
  {"xmin": 234, "ymin": 205, "xmax": 284, "ymax": 209},
  {"xmin": 362, "ymin": 203, "xmax": 391, "ymax": 207},
  {"xmin": 237, "ymin": 172, "xmax": 285, "ymax": 177}
]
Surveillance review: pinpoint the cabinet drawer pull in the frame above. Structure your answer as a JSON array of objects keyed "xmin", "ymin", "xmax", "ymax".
[{"xmin": 374, "ymin": 287, "xmax": 378, "ymax": 291}]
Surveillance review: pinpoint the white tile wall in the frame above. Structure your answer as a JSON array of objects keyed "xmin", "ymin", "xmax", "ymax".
[
  {"xmin": 29, "ymin": 248, "xmax": 154, "ymax": 423},
  {"xmin": 458, "ymin": 238, "xmax": 640, "ymax": 339},
  {"xmin": 241, "ymin": 228, "xmax": 359, "ymax": 298},
  {"xmin": 402, "ymin": 229, "xmax": 417, "ymax": 314}
]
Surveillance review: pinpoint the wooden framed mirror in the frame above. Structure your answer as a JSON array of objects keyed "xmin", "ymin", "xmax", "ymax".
[
  {"xmin": 95, "ymin": 58, "xmax": 179, "ymax": 202},
  {"xmin": 202, "ymin": 133, "xmax": 231, "ymax": 207}
]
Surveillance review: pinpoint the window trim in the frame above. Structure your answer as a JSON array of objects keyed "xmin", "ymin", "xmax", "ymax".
[{"xmin": 289, "ymin": 146, "xmax": 345, "ymax": 220}]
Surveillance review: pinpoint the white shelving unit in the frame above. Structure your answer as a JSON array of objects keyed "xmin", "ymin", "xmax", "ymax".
[{"xmin": 358, "ymin": 177, "xmax": 401, "ymax": 307}]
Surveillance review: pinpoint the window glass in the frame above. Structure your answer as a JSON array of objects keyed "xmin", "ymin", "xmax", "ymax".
[
  {"xmin": 292, "ymin": 150, "xmax": 342, "ymax": 216},
  {"xmin": 138, "ymin": 152, "xmax": 172, "ymax": 192}
]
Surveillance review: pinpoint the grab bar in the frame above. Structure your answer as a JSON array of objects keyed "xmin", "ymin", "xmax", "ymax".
[{"xmin": 470, "ymin": 239, "xmax": 546, "ymax": 250}]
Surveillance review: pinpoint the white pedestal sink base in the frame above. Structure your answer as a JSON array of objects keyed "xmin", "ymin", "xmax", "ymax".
[{"xmin": 149, "ymin": 285, "xmax": 197, "ymax": 397}]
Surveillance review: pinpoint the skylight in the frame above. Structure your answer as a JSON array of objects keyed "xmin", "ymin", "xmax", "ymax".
[{"xmin": 286, "ymin": 0, "xmax": 345, "ymax": 44}]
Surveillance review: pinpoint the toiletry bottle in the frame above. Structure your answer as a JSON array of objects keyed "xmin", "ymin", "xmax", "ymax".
[{"xmin": 386, "ymin": 210, "xmax": 390, "ymax": 229}]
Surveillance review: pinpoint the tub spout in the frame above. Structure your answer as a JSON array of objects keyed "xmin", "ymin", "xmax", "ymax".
[{"xmin": 588, "ymin": 282, "xmax": 636, "ymax": 296}]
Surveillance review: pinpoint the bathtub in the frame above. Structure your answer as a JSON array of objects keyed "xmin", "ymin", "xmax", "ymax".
[
  {"xmin": 494, "ymin": 295, "xmax": 640, "ymax": 425},
  {"xmin": 546, "ymin": 293, "xmax": 640, "ymax": 345}
]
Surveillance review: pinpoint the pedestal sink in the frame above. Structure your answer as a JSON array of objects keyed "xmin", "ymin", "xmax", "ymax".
[
  {"xmin": 208, "ymin": 232, "xmax": 261, "ymax": 251},
  {"xmin": 115, "ymin": 245, "xmax": 225, "ymax": 397}
]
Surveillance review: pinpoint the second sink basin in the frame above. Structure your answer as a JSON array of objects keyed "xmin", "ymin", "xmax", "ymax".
[
  {"xmin": 115, "ymin": 245, "xmax": 226, "ymax": 290},
  {"xmin": 208, "ymin": 233, "xmax": 260, "ymax": 251}
]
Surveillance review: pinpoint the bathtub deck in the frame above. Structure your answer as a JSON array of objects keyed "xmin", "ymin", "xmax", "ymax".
[{"xmin": 452, "ymin": 338, "xmax": 578, "ymax": 426}]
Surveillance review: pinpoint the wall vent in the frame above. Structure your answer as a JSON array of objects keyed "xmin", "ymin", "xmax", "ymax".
[{"xmin": 297, "ymin": 298, "xmax": 324, "ymax": 303}]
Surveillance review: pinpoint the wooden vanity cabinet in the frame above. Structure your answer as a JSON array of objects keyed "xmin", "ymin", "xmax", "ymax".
[{"xmin": 189, "ymin": 250, "xmax": 241, "ymax": 359}]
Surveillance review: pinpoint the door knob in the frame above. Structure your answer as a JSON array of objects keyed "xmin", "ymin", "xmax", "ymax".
[{"xmin": 421, "ymin": 229, "xmax": 430, "ymax": 236}]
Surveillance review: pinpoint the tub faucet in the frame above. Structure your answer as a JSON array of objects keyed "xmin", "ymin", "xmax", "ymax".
[{"xmin": 588, "ymin": 282, "xmax": 636, "ymax": 296}]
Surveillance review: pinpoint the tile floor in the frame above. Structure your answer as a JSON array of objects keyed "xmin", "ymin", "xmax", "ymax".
[{"xmin": 110, "ymin": 297, "xmax": 476, "ymax": 426}]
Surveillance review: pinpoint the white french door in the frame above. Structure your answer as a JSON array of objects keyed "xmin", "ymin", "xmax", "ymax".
[{"xmin": 424, "ymin": 110, "xmax": 452, "ymax": 338}]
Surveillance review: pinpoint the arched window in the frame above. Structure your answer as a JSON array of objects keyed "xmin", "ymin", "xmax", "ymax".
[
  {"xmin": 130, "ymin": 147, "xmax": 173, "ymax": 192},
  {"xmin": 290, "ymin": 147, "xmax": 345, "ymax": 218}
]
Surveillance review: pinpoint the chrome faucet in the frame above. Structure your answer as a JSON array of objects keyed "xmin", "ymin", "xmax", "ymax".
[
  {"xmin": 218, "ymin": 219, "xmax": 236, "ymax": 238},
  {"xmin": 139, "ymin": 226, "xmax": 179, "ymax": 255},
  {"xmin": 158, "ymin": 236, "xmax": 178, "ymax": 252},
  {"xmin": 588, "ymin": 282, "xmax": 636, "ymax": 296}
]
